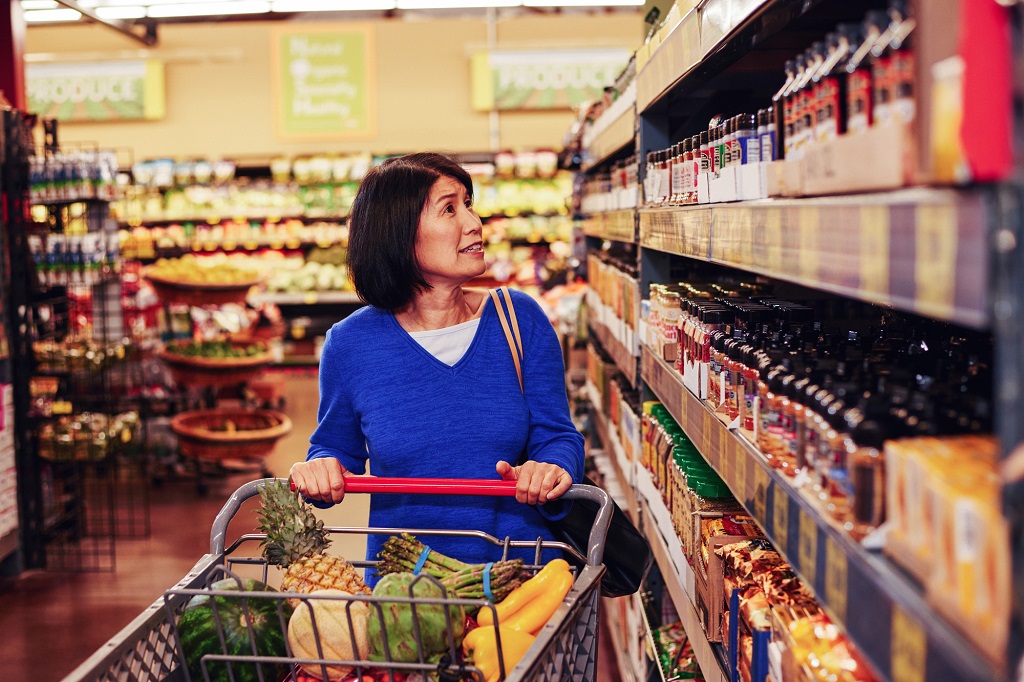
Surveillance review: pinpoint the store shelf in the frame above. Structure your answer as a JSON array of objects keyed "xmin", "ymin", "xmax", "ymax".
[
  {"xmin": 33, "ymin": 196, "xmax": 117, "ymax": 208},
  {"xmin": 640, "ymin": 344, "xmax": 1001, "ymax": 682},
  {"xmin": 603, "ymin": 592, "xmax": 643, "ymax": 682},
  {"xmin": 588, "ymin": 321, "xmax": 637, "ymax": 389},
  {"xmin": 586, "ymin": 384, "xmax": 637, "ymax": 524},
  {"xmin": 638, "ymin": 485, "xmax": 728, "ymax": 682},
  {"xmin": 639, "ymin": 189, "xmax": 990, "ymax": 329},
  {"xmin": 251, "ymin": 291, "xmax": 361, "ymax": 306},
  {"xmin": 698, "ymin": 0, "xmax": 772, "ymax": 58},
  {"xmin": 582, "ymin": 209, "xmax": 636, "ymax": 244},
  {"xmin": 583, "ymin": 105, "xmax": 636, "ymax": 172},
  {"xmin": 637, "ymin": 9, "xmax": 702, "ymax": 113},
  {"xmin": 118, "ymin": 210, "xmax": 311, "ymax": 226}
]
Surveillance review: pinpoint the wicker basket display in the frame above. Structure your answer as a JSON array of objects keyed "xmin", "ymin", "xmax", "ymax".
[
  {"xmin": 142, "ymin": 270, "xmax": 263, "ymax": 306},
  {"xmin": 158, "ymin": 341, "xmax": 274, "ymax": 388},
  {"xmin": 170, "ymin": 408, "xmax": 292, "ymax": 462}
]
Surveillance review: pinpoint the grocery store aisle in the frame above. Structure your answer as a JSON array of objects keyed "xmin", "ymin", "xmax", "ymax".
[{"xmin": 0, "ymin": 370, "xmax": 620, "ymax": 682}]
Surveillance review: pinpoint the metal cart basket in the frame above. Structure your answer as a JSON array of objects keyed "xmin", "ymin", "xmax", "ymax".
[{"xmin": 64, "ymin": 476, "xmax": 614, "ymax": 682}]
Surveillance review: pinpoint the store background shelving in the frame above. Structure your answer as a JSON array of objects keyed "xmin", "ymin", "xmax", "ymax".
[{"xmin": 571, "ymin": 0, "xmax": 1023, "ymax": 680}]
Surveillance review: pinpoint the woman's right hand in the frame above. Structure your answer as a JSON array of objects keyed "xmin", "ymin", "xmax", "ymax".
[{"xmin": 289, "ymin": 457, "xmax": 348, "ymax": 504}]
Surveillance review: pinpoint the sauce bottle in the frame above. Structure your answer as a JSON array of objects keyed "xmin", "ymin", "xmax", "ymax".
[
  {"xmin": 815, "ymin": 29, "xmax": 852, "ymax": 141},
  {"xmin": 866, "ymin": 9, "xmax": 895, "ymax": 126},
  {"xmin": 776, "ymin": 59, "xmax": 798, "ymax": 159},
  {"xmin": 846, "ymin": 17, "xmax": 880, "ymax": 133}
]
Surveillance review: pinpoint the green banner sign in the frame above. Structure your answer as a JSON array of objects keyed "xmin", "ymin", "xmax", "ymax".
[
  {"xmin": 26, "ymin": 60, "xmax": 165, "ymax": 122},
  {"xmin": 472, "ymin": 48, "xmax": 629, "ymax": 111},
  {"xmin": 272, "ymin": 24, "xmax": 376, "ymax": 141}
]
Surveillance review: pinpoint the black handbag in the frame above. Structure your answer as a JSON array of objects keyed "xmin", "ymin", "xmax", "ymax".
[{"xmin": 489, "ymin": 288, "xmax": 654, "ymax": 598}]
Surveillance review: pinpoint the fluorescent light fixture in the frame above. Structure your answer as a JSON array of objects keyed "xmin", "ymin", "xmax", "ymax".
[
  {"xmin": 20, "ymin": 0, "xmax": 59, "ymax": 9},
  {"xmin": 147, "ymin": 0, "xmax": 270, "ymax": 16},
  {"xmin": 272, "ymin": 0, "xmax": 395, "ymax": 9},
  {"xmin": 24, "ymin": 7, "xmax": 81, "ymax": 20},
  {"xmin": 396, "ymin": 0, "xmax": 520, "ymax": 8},
  {"xmin": 97, "ymin": 4, "xmax": 146, "ymax": 18},
  {"xmin": 524, "ymin": 0, "xmax": 642, "ymax": 4}
]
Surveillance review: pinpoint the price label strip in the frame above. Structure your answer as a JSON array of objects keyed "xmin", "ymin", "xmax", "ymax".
[
  {"xmin": 825, "ymin": 537, "xmax": 848, "ymax": 624},
  {"xmin": 891, "ymin": 604, "xmax": 926, "ymax": 682},
  {"xmin": 772, "ymin": 483, "xmax": 789, "ymax": 552},
  {"xmin": 798, "ymin": 508, "xmax": 818, "ymax": 587},
  {"xmin": 753, "ymin": 466, "xmax": 769, "ymax": 522},
  {"xmin": 914, "ymin": 203, "xmax": 958, "ymax": 321},
  {"xmin": 859, "ymin": 204, "xmax": 890, "ymax": 302}
]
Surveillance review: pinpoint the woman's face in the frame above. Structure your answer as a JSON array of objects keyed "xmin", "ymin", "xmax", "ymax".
[{"xmin": 414, "ymin": 174, "xmax": 486, "ymax": 288}]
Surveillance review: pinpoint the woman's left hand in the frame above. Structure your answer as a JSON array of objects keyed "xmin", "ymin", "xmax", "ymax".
[{"xmin": 496, "ymin": 460, "xmax": 573, "ymax": 505}]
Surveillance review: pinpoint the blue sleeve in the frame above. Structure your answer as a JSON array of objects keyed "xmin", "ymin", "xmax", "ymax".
[
  {"xmin": 513, "ymin": 292, "xmax": 585, "ymax": 520},
  {"xmin": 307, "ymin": 325, "xmax": 368, "ymax": 476}
]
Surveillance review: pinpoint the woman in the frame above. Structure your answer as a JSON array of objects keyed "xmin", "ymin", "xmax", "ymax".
[{"xmin": 290, "ymin": 152, "xmax": 584, "ymax": 574}]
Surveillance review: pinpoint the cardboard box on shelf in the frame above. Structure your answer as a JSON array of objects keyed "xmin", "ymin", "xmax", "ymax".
[
  {"xmin": 765, "ymin": 159, "xmax": 803, "ymax": 198},
  {"xmin": 800, "ymin": 123, "xmax": 914, "ymax": 196}
]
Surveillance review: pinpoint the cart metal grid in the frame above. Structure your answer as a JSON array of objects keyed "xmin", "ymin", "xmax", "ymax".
[{"xmin": 64, "ymin": 476, "xmax": 613, "ymax": 682}]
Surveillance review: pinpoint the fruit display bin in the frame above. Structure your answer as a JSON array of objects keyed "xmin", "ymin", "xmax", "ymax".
[
  {"xmin": 63, "ymin": 477, "xmax": 613, "ymax": 682},
  {"xmin": 143, "ymin": 270, "xmax": 264, "ymax": 306},
  {"xmin": 158, "ymin": 342, "xmax": 274, "ymax": 388},
  {"xmin": 170, "ymin": 408, "xmax": 292, "ymax": 462}
]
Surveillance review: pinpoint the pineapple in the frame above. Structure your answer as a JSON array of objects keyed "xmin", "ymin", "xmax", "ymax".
[{"xmin": 257, "ymin": 478, "xmax": 371, "ymax": 605}]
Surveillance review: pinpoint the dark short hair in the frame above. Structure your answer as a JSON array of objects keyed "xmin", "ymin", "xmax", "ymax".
[{"xmin": 347, "ymin": 152, "xmax": 474, "ymax": 310}]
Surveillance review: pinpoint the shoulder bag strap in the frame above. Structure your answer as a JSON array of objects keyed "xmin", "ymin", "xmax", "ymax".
[{"xmin": 489, "ymin": 287, "xmax": 523, "ymax": 394}]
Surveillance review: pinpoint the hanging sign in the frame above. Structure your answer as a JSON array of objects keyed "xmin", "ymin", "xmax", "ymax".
[
  {"xmin": 26, "ymin": 60, "xmax": 165, "ymax": 122},
  {"xmin": 471, "ymin": 48, "xmax": 629, "ymax": 111},
  {"xmin": 271, "ymin": 24, "xmax": 377, "ymax": 141}
]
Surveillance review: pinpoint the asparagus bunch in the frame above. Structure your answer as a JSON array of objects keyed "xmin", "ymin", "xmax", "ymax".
[{"xmin": 376, "ymin": 534, "xmax": 531, "ymax": 603}]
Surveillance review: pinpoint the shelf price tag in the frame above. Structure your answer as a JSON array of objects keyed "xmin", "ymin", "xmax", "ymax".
[
  {"xmin": 859, "ymin": 205, "xmax": 890, "ymax": 301},
  {"xmin": 701, "ymin": 409, "xmax": 713, "ymax": 459},
  {"xmin": 765, "ymin": 208, "xmax": 784, "ymax": 275},
  {"xmin": 825, "ymin": 537, "xmax": 848, "ymax": 624},
  {"xmin": 733, "ymin": 442, "xmax": 747, "ymax": 502},
  {"xmin": 798, "ymin": 508, "xmax": 818, "ymax": 586},
  {"xmin": 753, "ymin": 466, "xmax": 768, "ymax": 522},
  {"xmin": 772, "ymin": 484, "xmax": 789, "ymax": 552},
  {"xmin": 798, "ymin": 206, "xmax": 821, "ymax": 282},
  {"xmin": 914, "ymin": 203, "xmax": 958, "ymax": 320},
  {"xmin": 891, "ymin": 605, "xmax": 926, "ymax": 682}
]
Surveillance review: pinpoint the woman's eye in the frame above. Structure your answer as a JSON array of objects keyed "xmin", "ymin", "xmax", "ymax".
[
  {"xmin": 464, "ymin": 200, "xmax": 473, "ymax": 210},
  {"xmin": 444, "ymin": 204, "xmax": 455, "ymax": 214}
]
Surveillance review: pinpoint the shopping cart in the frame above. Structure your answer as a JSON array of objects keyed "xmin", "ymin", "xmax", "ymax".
[{"xmin": 64, "ymin": 476, "xmax": 614, "ymax": 682}]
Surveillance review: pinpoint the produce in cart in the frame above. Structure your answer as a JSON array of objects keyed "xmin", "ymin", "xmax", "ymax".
[
  {"xmin": 176, "ymin": 577, "xmax": 292, "ymax": 682},
  {"xmin": 287, "ymin": 589, "xmax": 371, "ymax": 680},
  {"xmin": 367, "ymin": 573, "xmax": 466, "ymax": 664},
  {"xmin": 476, "ymin": 558, "xmax": 573, "ymax": 634},
  {"xmin": 257, "ymin": 479, "xmax": 372, "ymax": 606},
  {"xmin": 375, "ymin": 534, "xmax": 531, "ymax": 605}
]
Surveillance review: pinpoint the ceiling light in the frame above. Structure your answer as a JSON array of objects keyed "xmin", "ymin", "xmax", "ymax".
[
  {"xmin": 524, "ymin": 0, "xmax": 642, "ymax": 4},
  {"xmin": 396, "ymin": 0, "xmax": 521, "ymax": 8},
  {"xmin": 147, "ymin": 0, "xmax": 270, "ymax": 16},
  {"xmin": 96, "ymin": 4, "xmax": 146, "ymax": 18},
  {"xmin": 20, "ymin": 0, "xmax": 58, "ymax": 9},
  {"xmin": 272, "ymin": 0, "xmax": 395, "ymax": 9},
  {"xmin": 24, "ymin": 7, "xmax": 81, "ymax": 20}
]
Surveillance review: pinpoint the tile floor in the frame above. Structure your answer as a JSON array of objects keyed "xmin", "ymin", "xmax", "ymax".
[{"xmin": 0, "ymin": 370, "xmax": 622, "ymax": 682}]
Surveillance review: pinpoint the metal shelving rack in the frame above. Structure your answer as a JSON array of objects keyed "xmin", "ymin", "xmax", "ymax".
[
  {"xmin": 573, "ymin": 1, "xmax": 1024, "ymax": 681},
  {"xmin": 5, "ymin": 115, "xmax": 149, "ymax": 572}
]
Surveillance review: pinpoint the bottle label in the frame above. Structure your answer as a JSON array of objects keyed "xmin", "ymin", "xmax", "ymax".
[
  {"xmin": 743, "ymin": 135, "xmax": 759, "ymax": 164},
  {"xmin": 847, "ymin": 70, "xmax": 873, "ymax": 133},
  {"xmin": 671, "ymin": 160, "xmax": 684, "ymax": 202},
  {"xmin": 762, "ymin": 131, "xmax": 774, "ymax": 162},
  {"xmin": 657, "ymin": 167, "xmax": 671, "ymax": 202},
  {"xmin": 892, "ymin": 50, "xmax": 916, "ymax": 125},
  {"xmin": 873, "ymin": 54, "xmax": 895, "ymax": 126},
  {"xmin": 816, "ymin": 77, "xmax": 841, "ymax": 142}
]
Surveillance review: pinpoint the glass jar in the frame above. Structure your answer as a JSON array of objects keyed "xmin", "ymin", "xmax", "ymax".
[{"xmin": 849, "ymin": 418, "xmax": 886, "ymax": 539}]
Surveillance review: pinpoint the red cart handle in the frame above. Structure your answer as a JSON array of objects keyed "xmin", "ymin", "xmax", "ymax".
[{"xmin": 341, "ymin": 476, "xmax": 518, "ymax": 496}]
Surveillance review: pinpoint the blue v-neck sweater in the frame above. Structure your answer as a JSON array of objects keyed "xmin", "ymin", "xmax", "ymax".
[{"xmin": 307, "ymin": 289, "xmax": 584, "ymax": 580}]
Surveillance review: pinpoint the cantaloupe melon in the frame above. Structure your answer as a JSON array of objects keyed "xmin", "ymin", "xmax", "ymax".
[{"xmin": 287, "ymin": 589, "xmax": 370, "ymax": 680}]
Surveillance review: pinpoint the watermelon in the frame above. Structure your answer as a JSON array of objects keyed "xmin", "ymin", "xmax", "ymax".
[{"xmin": 176, "ymin": 577, "xmax": 292, "ymax": 682}]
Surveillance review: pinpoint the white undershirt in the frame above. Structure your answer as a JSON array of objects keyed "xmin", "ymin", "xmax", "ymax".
[{"xmin": 408, "ymin": 318, "xmax": 481, "ymax": 366}]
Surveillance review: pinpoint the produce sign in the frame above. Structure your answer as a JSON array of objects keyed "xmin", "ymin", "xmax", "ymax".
[
  {"xmin": 27, "ymin": 60, "xmax": 165, "ymax": 122},
  {"xmin": 471, "ymin": 48, "xmax": 630, "ymax": 111},
  {"xmin": 271, "ymin": 24, "xmax": 377, "ymax": 141}
]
